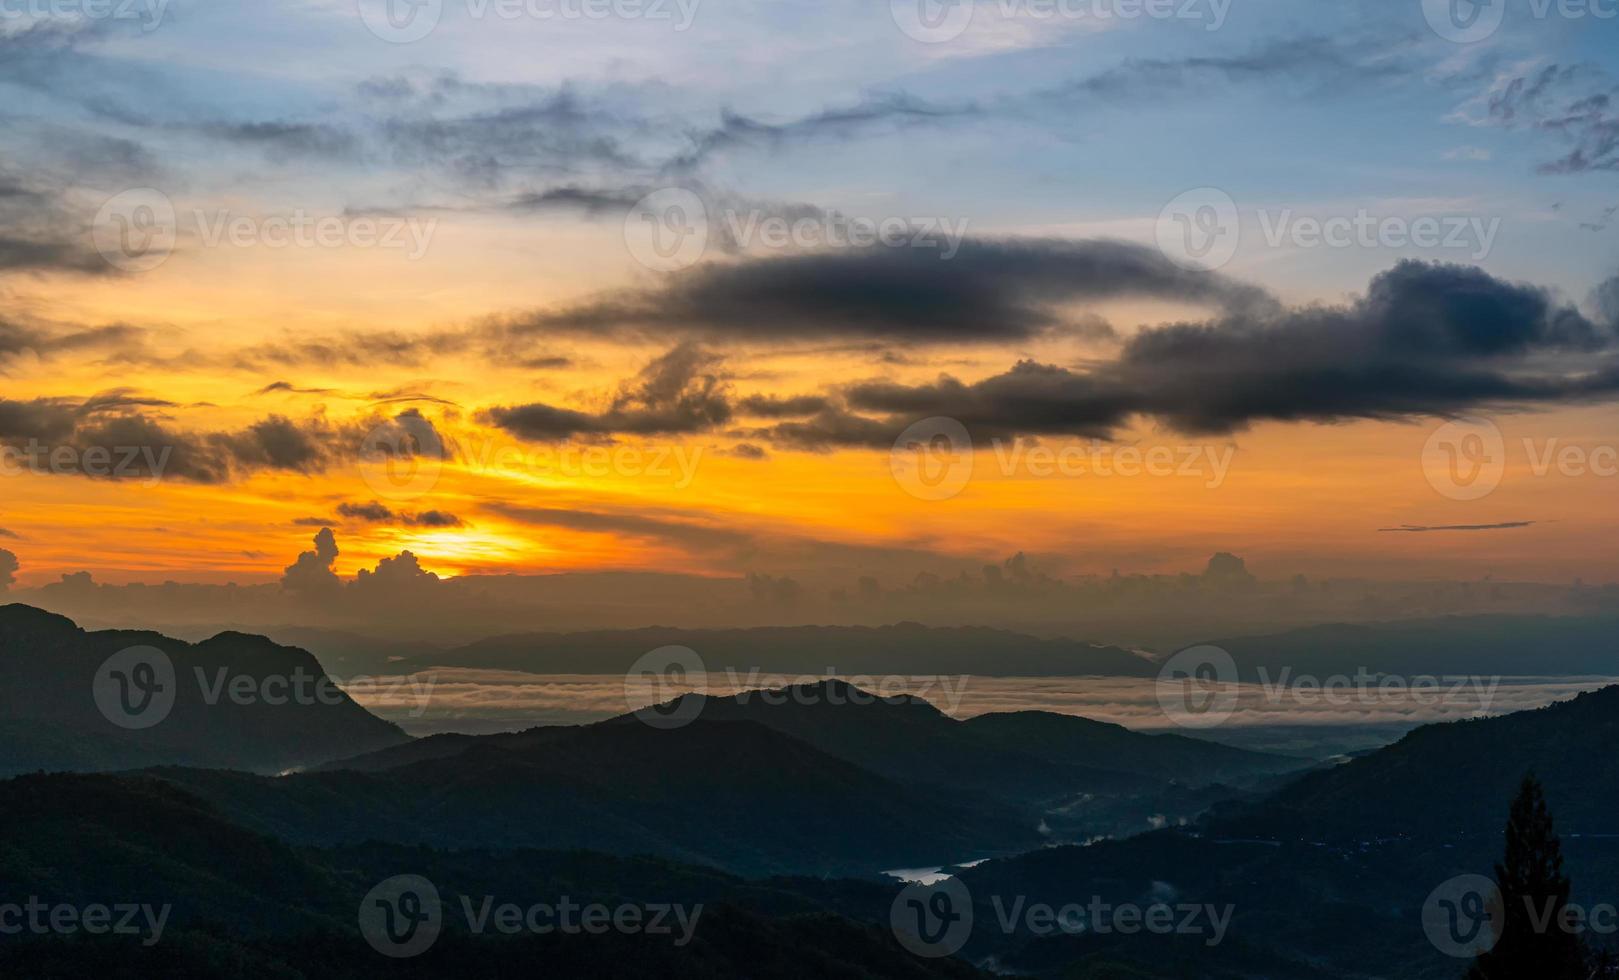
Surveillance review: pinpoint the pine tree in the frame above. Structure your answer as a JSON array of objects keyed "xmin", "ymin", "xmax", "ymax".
[{"xmin": 1466, "ymin": 773, "xmax": 1587, "ymax": 979}]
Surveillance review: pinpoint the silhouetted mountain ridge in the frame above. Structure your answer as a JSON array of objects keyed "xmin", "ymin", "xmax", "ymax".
[{"xmin": 0, "ymin": 604, "xmax": 409, "ymax": 775}]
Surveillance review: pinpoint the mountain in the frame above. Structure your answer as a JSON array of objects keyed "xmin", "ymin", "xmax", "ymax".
[
  {"xmin": 1210, "ymin": 613, "xmax": 1619, "ymax": 680},
  {"xmin": 0, "ymin": 604, "xmax": 409, "ymax": 775},
  {"xmin": 316, "ymin": 680, "xmax": 1305, "ymax": 841},
  {"xmin": 604, "ymin": 681, "xmax": 1304, "ymax": 798},
  {"xmin": 0, "ymin": 772, "xmax": 985, "ymax": 978},
  {"xmin": 1210, "ymin": 683, "xmax": 1619, "ymax": 841},
  {"xmin": 413, "ymin": 623, "xmax": 1160, "ymax": 677},
  {"xmin": 147, "ymin": 716, "xmax": 1046, "ymax": 878},
  {"xmin": 929, "ymin": 684, "xmax": 1619, "ymax": 979}
]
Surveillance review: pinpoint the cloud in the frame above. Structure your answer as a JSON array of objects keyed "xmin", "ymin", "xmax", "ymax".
[
  {"xmin": 0, "ymin": 398, "xmax": 449, "ymax": 484},
  {"xmin": 1473, "ymin": 63, "xmax": 1619, "ymax": 175},
  {"xmin": 501, "ymin": 238, "xmax": 1270, "ymax": 345},
  {"xmin": 480, "ymin": 342, "xmax": 730, "ymax": 440},
  {"xmin": 487, "ymin": 501, "xmax": 754, "ymax": 554},
  {"xmin": 805, "ymin": 260, "xmax": 1619, "ymax": 443},
  {"xmin": 0, "ymin": 548, "xmax": 15, "ymax": 591},
  {"xmin": 281, "ymin": 527, "xmax": 340, "ymax": 593},
  {"xmin": 335, "ymin": 500, "xmax": 465, "ymax": 527},
  {"xmin": 480, "ymin": 260, "xmax": 1619, "ymax": 450},
  {"xmin": 1378, "ymin": 522, "xmax": 1537, "ymax": 532}
]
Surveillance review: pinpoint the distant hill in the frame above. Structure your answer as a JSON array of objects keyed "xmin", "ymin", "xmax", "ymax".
[
  {"xmin": 1210, "ymin": 683, "xmax": 1619, "ymax": 840},
  {"xmin": 937, "ymin": 683, "xmax": 1619, "ymax": 979},
  {"xmin": 0, "ymin": 772, "xmax": 985, "ymax": 978},
  {"xmin": 314, "ymin": 680, "xmax": 1305, "ymax": 846},
  {"xmin": 150, "ymin": 716, "xmax": 1046, "ymax": 878},
  {"xmin": 601, "ymin": 681, "xmax": 1304, "ymax": 799},
  {"xmin": 412, "ymin": 623, "xmax": 1160, "ymax": 677},
  {"xmin": 1209, "ymin": 613, "xmax": 1619, "ymax": 680},
  {"xmin": 0, "ymin": 604, "xmax": 409, "ymax": 775}
]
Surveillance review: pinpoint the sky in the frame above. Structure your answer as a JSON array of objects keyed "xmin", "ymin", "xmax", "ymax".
[{"xmin": 0, "ymin": 0, "xmax": 1617, "ymax": 593}]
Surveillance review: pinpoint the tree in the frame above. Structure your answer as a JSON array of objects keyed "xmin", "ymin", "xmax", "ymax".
[{"xmin": 1466, "ymin": 773, "xmax": 1586, "ymax": 979}]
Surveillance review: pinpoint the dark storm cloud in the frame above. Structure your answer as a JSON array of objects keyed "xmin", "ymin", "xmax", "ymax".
[
  {"xmin": 807, "ymin": 261, "xmax": 1619, "ymax": 442},
  {"xmin": 485, "ymin": 260, "xmax": 1619, "ymax": 450},
  {"xmin": 479, "ymin": 342, "xmax": 730, "ymax": 440},
  {"xmin": 504, "ymin": 238, "xmax": 1272, "ymax": 345}
]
